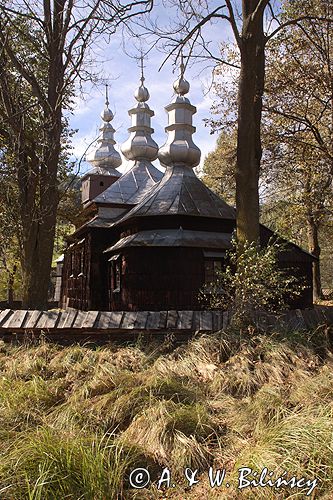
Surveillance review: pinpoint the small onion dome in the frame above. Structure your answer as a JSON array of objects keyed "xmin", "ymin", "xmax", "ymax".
[
  {"xmin": 135, "ymin": 83, "xmax": 150, "ymax": 102},
  {"xmin": 101, "ymin": 106, "xmax": 114, "ymax": 122},
  {"xmin": 86, "ymin": 87, "xmax": 121, "ymax": 173},
  {"xmin": 173, "ymin": 75, "xmax": 190, "ymax": 96},
  {"xmin": 121, "ymin": 74, "xmax": 158, "ymax": 162},
  {"xmin": 158, "ymin": 66, "xmax": 201, "ymax": 168}
]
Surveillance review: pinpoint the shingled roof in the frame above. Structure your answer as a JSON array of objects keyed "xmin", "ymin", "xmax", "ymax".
[
  {"xmin": 93, "ymin": 159, "xmax": 163, "ymax": 206},
  {"xmin": 111, "ymin": 165, "xmax": 235, "ymax": 227},
  {"xmin": 104, "ymin": 228, "xmax": 232, "ymax": 252}
]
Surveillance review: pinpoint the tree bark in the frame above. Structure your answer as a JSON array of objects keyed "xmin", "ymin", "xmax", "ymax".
[
  {"xmin": 236, "ymin": 1, "xmax": 267, "ymax": 247},
  {"xmin": 307, "ymin": 215, "xmax": 323, "ymax": 300},
  {"xmin": 20, "ymin": 0, "xmax": 63, "ymax": 309}
]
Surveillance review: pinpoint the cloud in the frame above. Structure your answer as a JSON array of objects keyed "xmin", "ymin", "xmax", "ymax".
[{"xmin": 68, "ymin": 6, "xmax": 235, "ymax": 172}]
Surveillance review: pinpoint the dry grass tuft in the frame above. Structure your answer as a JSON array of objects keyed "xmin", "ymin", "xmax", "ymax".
[{"xmin": 0, "ymin": 325, "xmax": 332, "ymax": 498}]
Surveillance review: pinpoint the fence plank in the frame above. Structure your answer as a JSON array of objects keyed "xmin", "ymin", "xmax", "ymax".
[
  {"xmin": 146, "ymin": 311, "xmax": 161, "ymax": 330},
  {"xmin": 121, "ymin": 312, "xmax": 138, "ymax": 329},
  {"xmin": 6, "ymin": 310, "xmax": 28, "ymax": 329},
  {"xmin": 166, "ymin": 310, "xmax": 178, "ymax": 329},
  {"xmin": 73, "ymin": 311, "xmax": 89, "ymax": 329},
  {"xmin": 58, "ymin": 310, "xmax": 78, "ymax": 329},
  {"xmin": 82, "ymin": 310, "xmax": 99, "ymax": 329},
  {"xmin": 36, "ymin": 311, "xmax": 60, "ymax": 329},
  {"xmin": 0, "ymin": 309, "xmax": 13, "ymax": 327},
  {"xmin": 134, "ymin": 311, "xmax": 149, "ymax": 329},
  {"xmin": 177, "ymin": 311, "xmax": 193, "ymax": 330},
  {"xmin": 200, "ymin": 311, "xmax": 213, "ymax": 331},
  {"xmin": 24, "ymin": 310, "xmax": 42, "ymax": 329}
]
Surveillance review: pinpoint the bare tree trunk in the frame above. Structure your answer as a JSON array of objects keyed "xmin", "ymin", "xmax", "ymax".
[
  {"xmin": 21, "ymin": 212, "xmax": 58, "ymax": 308},
  {"xmin": 236, "ymin": 0, "xmax": 267, "ymax": 247},
  {"xmin": 20, "ymin": 0, "xmax": 63, "ymax": 309},
  {"xmin": 307, "ymin": 215, "xmax": 323, "ymax": 300}
]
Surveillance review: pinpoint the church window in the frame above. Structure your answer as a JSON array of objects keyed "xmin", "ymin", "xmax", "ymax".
[
  {"xmin": 203, "ymin": 250, "xmax": 225, "ymax": 286},
  {"xmin": 109, "ymin": 254, "xmax": 121, "ymax": 293},
  {"xmin": 204, "ymin": 260, "xmax": 222, "ymax": 284}
]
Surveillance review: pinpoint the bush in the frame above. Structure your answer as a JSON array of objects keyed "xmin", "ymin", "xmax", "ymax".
[{"xmin": 200, "ymin": 238, "xmax": 304, "ymax": 327}]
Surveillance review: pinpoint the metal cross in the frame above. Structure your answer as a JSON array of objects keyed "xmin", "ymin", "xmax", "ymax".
[
  {"xmin": 180, "ymin": 50, "xmax": 185, "ymax": 78},
  {"xmin": 140, "ymin": 54, "xmax": 145, "ymax": 83},
  {"xmin": 105, "ymin": 83, "xmax": 109, "ymax": 107}
]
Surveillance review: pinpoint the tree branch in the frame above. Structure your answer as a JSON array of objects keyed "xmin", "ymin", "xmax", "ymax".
[
  {"xmin": 266, "ymin": 15, "xmax": 333, "ymax": 42},
  {"xmin": 225, "ymin": 0, "xmax": 241, "ymax": 48}
]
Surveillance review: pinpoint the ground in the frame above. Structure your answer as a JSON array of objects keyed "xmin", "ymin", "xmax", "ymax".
[{"xmin": 0, "ymin": 321, "xmax": 332, "ymax": 499}]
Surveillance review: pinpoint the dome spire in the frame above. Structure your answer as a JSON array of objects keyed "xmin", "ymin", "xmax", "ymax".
[
  {"xmin": 87, "ymin": 84, "xmax": 122, "ymax": 174},
  {"xmin": 173, "ymin": 51, "xmax": 190, "ymax": 97},
  {"xmin": 105, "ymin": 83, "xmax": 109, "ymax": 106},
  {"xmin": 158, "ymin": 53, "xmax": 201, "ymax": 168},
  {"xmin": 121, "ymin": 57, "xmax": 158, "ymax": 162}
]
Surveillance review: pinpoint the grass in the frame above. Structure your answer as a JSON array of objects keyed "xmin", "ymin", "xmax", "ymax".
[{"xmin": 0, "ymin": 325, "xmax": 332, "ymax": 498}]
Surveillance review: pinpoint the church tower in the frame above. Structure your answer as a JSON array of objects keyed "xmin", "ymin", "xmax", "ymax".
[{"xmin": 81, "ymin": 85, "xmax": 122, "ymax": 207}]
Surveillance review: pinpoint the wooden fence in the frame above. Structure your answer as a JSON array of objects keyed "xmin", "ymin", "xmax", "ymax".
[{"xmin": 0, "ymin": 307, "xmax": 332, "ymax": 342}]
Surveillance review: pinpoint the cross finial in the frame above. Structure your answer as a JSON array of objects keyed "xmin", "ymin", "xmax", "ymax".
[
  {"xmin": 140, "ymin": 54, "xmax": 145, "ymax": 84},
  {"xmin": 105, "ymin": 83, "xmax": 109, "ymax": 107},
  {"xmin": 180, "ymin": 50, "xmax": 185, "ymax": 78},
  {"xmin": 173, "ymin": 49, "xmax": 190, "ymax": 96}
]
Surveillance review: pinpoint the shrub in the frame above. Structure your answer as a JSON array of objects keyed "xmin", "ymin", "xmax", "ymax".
[{"xmin": 200, "ymin": 238, "xmax": 304, "ymax": 327}]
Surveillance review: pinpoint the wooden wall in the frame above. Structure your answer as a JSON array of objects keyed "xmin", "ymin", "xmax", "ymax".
[
  {"xmin": 61, "ymin": 229, "xmax": 116, "ymax": 311},
  {"xmin": 110, "ymin": 247, "xmax": 204, "ymax": 311},
  {"xmin": 108, "ymin": 247, "xmax": 314, "ymax": 312}
]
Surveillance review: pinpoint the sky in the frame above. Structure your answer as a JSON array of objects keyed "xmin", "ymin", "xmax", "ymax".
[{"xmin": 68, "ymin": 1, "xmax": 236, "ymax": 176}]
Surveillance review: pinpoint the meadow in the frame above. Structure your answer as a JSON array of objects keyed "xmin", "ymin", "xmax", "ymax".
[{"xmin": 0, "ymin": 324, "xmax": 332, "ymax": 499}]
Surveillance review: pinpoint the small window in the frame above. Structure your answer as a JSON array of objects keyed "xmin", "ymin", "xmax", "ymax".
[
  {"xmin": 109, "ymin": 255, "xmax": 121, "ymax": 293},
  {"xmin": 100, "ymin": 181, "xmax": 104, "ymax": 187},
  {"xmin": 204, "ymin": 260, "xmax": 222, "ymax": 284},
  {"xmin": 69, "ymin": 252, "xmax": 74, "ymax": 278}
]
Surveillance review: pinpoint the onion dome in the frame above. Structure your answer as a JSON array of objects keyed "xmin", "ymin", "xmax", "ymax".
[
  {"xmin": 121, "ymin": 59, "xmax": 159, "ymax": 162},
  {"xmin": 158, "ymin": 54, "xmax": 201, "ymax": 169},
  {"xmin": 107, "ymin": 57, "xmax": 235, "ymax": 230},
  {"xmin": 86, "ymin": 85, "xmax": 122, "ymax": 176},
  {"xmin": 92, "ymin": 62, "xmax": 163, "ymax": 211}
]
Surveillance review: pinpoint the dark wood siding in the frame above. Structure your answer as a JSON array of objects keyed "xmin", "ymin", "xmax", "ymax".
[
  {"xmin": 61, "ymin": 228, "xmax": 117, "ymax": 311},
  {"xmin": 110, "ymin": 247, "xmax": 205, "ymax": 311}
]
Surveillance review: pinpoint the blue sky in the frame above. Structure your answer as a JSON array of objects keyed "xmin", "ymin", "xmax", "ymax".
[{"xmin": 68, "ymin": 1, "xmax": 237, "ymax": 175}]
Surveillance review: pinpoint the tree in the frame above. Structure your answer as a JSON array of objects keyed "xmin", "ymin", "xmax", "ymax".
[
  {"xmin": 146, "ymin": 1, "xmax": 332, "ymax": 249},
  {"xmin": 0, "ymin": 0, "xmax": 153, "ymax": 308},
  {"xmin": 263, "ymin": 0, "xmax": 333, "ymax": 299},
  {"xmin": 202, "ymin": 0, "xmax": 332, "ymax": 299},
  {"xmin": 201, "ymin": 131, "xmax": 236, "ymax": 205},
  {"xmin": 0, "ymin": 155, "xmax": 21, "ymax": 305}
]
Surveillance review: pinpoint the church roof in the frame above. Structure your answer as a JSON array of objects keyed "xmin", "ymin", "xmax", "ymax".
[
  {"xmin": 93, "ymin": 159, "xmax": 163, "ymax": 206},
  {"xmin": 104, "ymin": 228, "xmax": 232, "ymax": 252},
  {"xmin": 111, "ymin": 165, "xmax": 235, "ymax": 227},
  {"xmin": 93, "ymin": 67, "xmax": 163, "ymax": 207},
  {"xmin": 110, "ymin": 58, "xmax": 235, "ymax": 228}
]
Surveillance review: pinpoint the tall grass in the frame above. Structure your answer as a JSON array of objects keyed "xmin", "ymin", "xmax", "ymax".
[{"xmin": 0, "ymin": 326, "xmax": 332, "ymax": 498}]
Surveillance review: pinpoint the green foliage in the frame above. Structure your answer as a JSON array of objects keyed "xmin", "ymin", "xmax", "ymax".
[
  {"xmin": 206, "ymin": 0, "xmax": 333, "ymax": 292},
  {"xmin": 2, "ymin": 429, "xmax": 141, "ymax": 499},
  {"xmin": 200, "ymin": 239, "xmax": 303, "ymax": 326},
  {"xmin": 201, "ymin": 131, "xmax": 237, "ymax": 205}
]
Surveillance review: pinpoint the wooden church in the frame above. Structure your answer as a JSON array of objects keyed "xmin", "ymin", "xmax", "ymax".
[{"xmin": 60, "ymin": 63, "xmax": 314, "ymax": 312}]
